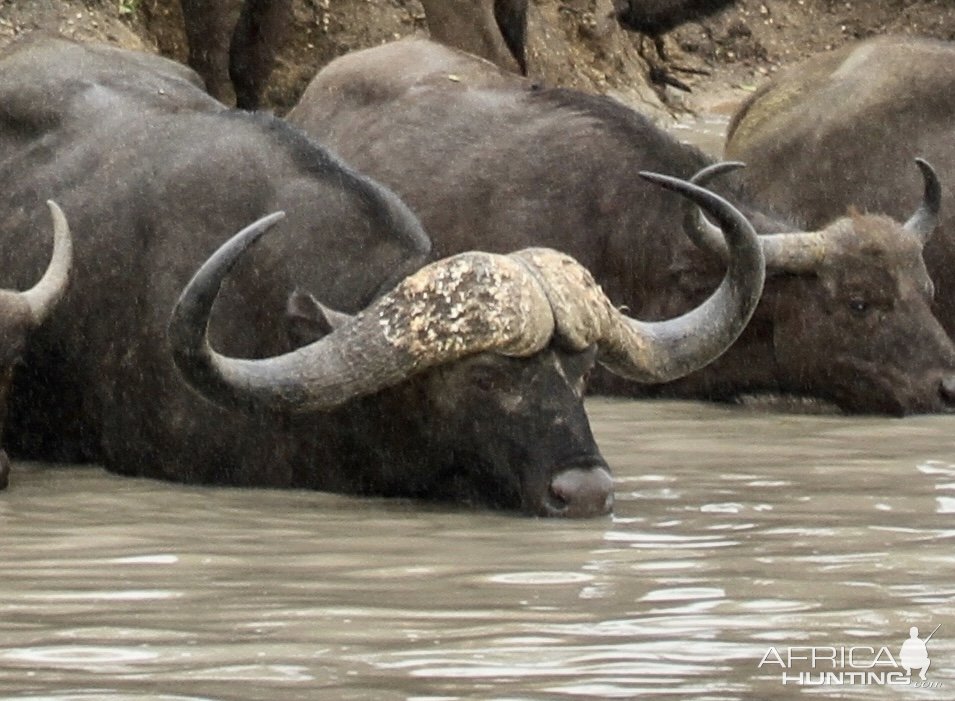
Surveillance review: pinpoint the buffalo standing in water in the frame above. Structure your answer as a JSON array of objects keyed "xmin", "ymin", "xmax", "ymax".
[
  {"xmin": 288, "ymin": 38, "xmax": 955, "ymax": 415},
  {"xmin": 724, "ymin": 35, "xmax": 955, "ymax": 343},
  {"xmin": 0, "ymin": 36, "xmax": 764, "ymax": 515}
]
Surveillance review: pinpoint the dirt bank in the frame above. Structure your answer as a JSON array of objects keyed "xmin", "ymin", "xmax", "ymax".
[
  {"xmin": 669, "ymin": 0, "xmax": 955, "ymax": 114},
  {"xmin": 2, "ymin": 0, "xmax": 955, "ymax": 121}
]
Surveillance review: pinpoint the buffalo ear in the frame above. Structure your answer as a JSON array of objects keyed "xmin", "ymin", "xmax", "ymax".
[{"xmin": 285, "ymin": 288, "xmax": 353, "ymax": 346}]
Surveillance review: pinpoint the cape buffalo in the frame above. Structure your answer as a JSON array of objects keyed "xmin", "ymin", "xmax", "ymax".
[
  {"xmin": 613, "ymin": 0, "xmax": 736, "ymax": 90},
  {"xmin": 613, "ymin": 0, "xmax": 736, "ymax": 36},
  {"xmin": 0, "ymin": 36, "xmax": 764, "ymax": 516},
  {"xmin": 419, "ymin": 0, "xmax": 529, "ymax": 75},
  {"xmin": 0, "ymin": 203, "xmax": 71, "ymax": 489},
  {"xmin": 177, "ymin": 0, "xmax": 524, "ymax": 108},
  {"xmin": 288, "ymin": 38, "xmax": 955, "ymax": 415},
  {"xmin": 179, "ymin": 0, "xmax": 292, "ymax": 108},
  {"xmin": 723, "ymin": 35, "xmax": 955, "ymax": 341}
]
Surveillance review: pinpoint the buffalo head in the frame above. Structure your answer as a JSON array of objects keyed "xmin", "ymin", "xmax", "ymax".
[
  {"xmin": 0, "ymin": 202, "xmax": 72, "ymax": 487},
  {"xmin": 685, "ymin": 159, "xmax": 955, "ymax": 414},
  {"xmin": 168, "ymin": 175, "xmax": 765, "ymax": 516}
]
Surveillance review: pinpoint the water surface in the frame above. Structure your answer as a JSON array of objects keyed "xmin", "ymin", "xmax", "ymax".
[{"xmin": 1, "ymin": 398, "xmax": 952, "ymax": 699}]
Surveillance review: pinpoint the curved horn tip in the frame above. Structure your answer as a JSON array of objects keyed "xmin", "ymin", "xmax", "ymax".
[
  {"xmin": 640, "ymin": 171, "xmax": 701, "ymax": 198},
  {"xmin": 21, "ymin": 198, "xmax": 73, "ymax": 324},
  {"xmin": 904, "ymin": 158, "xmax": 941, "ymax": 242},
  {"xmin": 44, "ymin": 199, "xmax": 69, "ymax": 238},
  {"xmin": 638, "ymin": 170, "xmax": 677, "ymax": 185},
  {"xmin": 914, "ymin": 157, "xmax": 941, "ymax": 193},
  {"xmin": 689, "ymin": 161, "xmax": 747, "ymax": 183},
  {"xmin": 213, "ymin": 210, "xmax": 287, "ymax": 272},
  {"xmin": 45, "ymin": 200, "xmax": 70, "ymax": 248},
  {"xmin": 45, "ymin": 199, "xmax": 64, "ymax": 217},
  {"xmin": 603, "ymin": 171, "xmax": 765, "ymax": 384},
  {"xmin": 638, "ymin": 172, "xmax": 740, "ymax": 218},
  {"xmin": 680, "ymin": 164, "xmax": 746, "ymax": 259},
  {"xmin": 167, "ymin": 210, "xmax": 289, "ymax": 406},
  {"xmin": 169, "ymin": 209, "xmax": 288, "ymax": 338}
]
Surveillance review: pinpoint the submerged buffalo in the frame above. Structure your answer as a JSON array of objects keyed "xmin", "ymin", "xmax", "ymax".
[
  {"xmin": 289, "ymin": 38, "xmax": 955, "ymax": 415},
  {"xmin": 0, "ymin": 36, "xmax": 764, "ymax": 515},
  {"xmin": 0, "ymin": 203, "xmax": 71, "ymax": 489},
  {"xmin": 724, "ymin": 35, "xmax": 955, "ymax": 341}
]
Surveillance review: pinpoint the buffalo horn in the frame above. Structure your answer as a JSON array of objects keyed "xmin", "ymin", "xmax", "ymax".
[
  {"xmin": 597, "ymin": 172, "xmax": 764, "ymax": 381},
  {"xmin": 902, "ymin": 158, "xmax": 941, "ymax": 244},
  {"xmin": 682, "ymin": 160, "xmax": 745, "ymax": 257},
  {"xmin": 687, "ymin": 159, "xmax": 942, "ymax": 271},
  {"xmin": 168, "ymin": 213, "xmax": 556, "ymax": 413},
  {"xmin": 20, "ymin": 201, "xmax": 72, "ymax": 325},
  {"xmin": 169, "ymin": 175, "xmax": 765, "ymax": 411},
  {"xmin": 684, "ymin": 161, "xmax": 830, "ymax": 274}
]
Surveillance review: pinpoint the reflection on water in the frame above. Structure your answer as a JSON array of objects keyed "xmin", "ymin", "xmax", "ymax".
[{"xmin": 1, "ymin": 399, "xmax": 953, "ymax": 699}]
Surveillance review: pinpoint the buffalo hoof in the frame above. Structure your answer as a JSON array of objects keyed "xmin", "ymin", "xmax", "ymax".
[{"xmin": 545, "ymin": 467, "xmax": 614, "ymax": 518}]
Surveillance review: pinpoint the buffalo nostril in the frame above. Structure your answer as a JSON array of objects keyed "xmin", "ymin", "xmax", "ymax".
[
  {"xmin": 548, "ymin": 467, "xmax": 614, "ymax": 518},
  {"xmin": 941, "ymin": 376, "xmax": 955, "ymax": 403}
]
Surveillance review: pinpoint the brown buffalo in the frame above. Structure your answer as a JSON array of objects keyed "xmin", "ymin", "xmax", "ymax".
[{"xmin": 725, "ymin": 35, "xmax": 955, "ymax": 343}]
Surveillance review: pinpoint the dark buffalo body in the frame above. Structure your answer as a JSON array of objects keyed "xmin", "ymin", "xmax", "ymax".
[
  {"xmin": 613, "ymin": 0, "xmax": 736, "ymax": 35},
  {"xmin": 0, "ymin": 204, "xmax": 70, "ymax": 489},
  {"xmin": 0, "ymin": 36, "xmax": 422, "ymax": 486},
  {"xmin": 289, "ymin": 38, "xmax": 955, "ymax": 415},
  {"xmin": 419, "ymin": 0, "xmax": 529, "ymax": 75},
  {"xmin": 725, "ymin": 35, "xmax": 955, "ymax": 341},
  {"xmin": 177, "ymin": 0, "xmax": 523, "ymax": 108},
  {"xmin": 179, "ymin": 0, "xmax": 292, "ymax": 108},
  {"xmin": 0, "ymin": 36, "xmax": 764, "ymax": 515},
  {"xmin": 613, "ymin": 0, "xmax": 736, "ymax": 90}
]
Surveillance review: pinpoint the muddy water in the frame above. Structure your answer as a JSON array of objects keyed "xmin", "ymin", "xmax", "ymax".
[
  {"xmin": 2, "ymin": 107, "xmax": 951, "ymax": 700},
  {"xmin": 1, "ymin": 398, "xmax": 953, "ymax": 700}
]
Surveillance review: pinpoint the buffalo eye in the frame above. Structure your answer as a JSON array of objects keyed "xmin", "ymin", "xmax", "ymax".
[{"xmin": 848, "ymin": 298, "xmax": 868, "ymax": 314}]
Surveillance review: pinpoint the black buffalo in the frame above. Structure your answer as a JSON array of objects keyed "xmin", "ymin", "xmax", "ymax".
[
  {"xmin": 176, "ymin": 0, "xmax": 525, "ymax": 108},
  {"xmin": 288, "ymin": 38, "xmax": 955, "ymax": 415},
  {"xmin": 0, "ymin": 36, "xmax": 764, "ymax": 516},
  {"xmin": 613, "ymin": 0, "xmax": 736, "ymax": 91},
  {"xmin": 178, "ymin": 0, "xmax": 292, "ymax": 108},
  {"xmin": 724, "ymin": 35, "xmax": 955, "ymax": 342},
  {"xmin": 0, "ymin": 203, "xmax": 71, "ymax": 489},
  {"xmin": 614, "ymin": 0, "xmax": 736, "ymax": 36}
]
